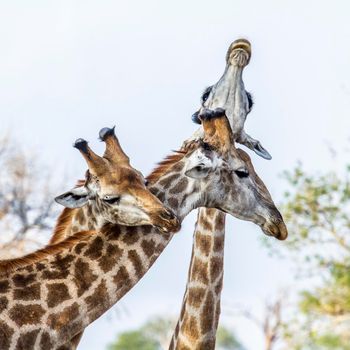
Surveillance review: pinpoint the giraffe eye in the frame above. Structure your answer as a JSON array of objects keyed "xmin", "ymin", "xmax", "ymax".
[
  {"xmin": 103, "ymin": 196, "xmax": 121, "ymax": 204},
  {"xmin": 235, "ymin": 168, "xmax": 249, "ymax": 178}
]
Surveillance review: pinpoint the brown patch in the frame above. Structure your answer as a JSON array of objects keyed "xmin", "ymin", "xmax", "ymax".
[
  {"xmin": 210, "ymin": 256, "xmax": 223, "ymax": 282},
  {"xmin": 0, "ymin": 230, "xmax": 94, "ymax": 275},
  {"xmin": 0, "ymin": 280, "xmax": 9, "ymax": 293},
  {"xmin": 13, "ymin": 273, "xmax": 36, "ymax": 287},
  {"xmin": 167, "ymin": 197, "xmax": 179, "ymax": 209},
  {"xmin": 15, "ymin": 329, "xmax": 40, "ymax": 350},
  {"xmin": 200, "ymin": 291, "xmax": 215, "ymax": 334},
  {"xmin": 98, "ymin": 244, "xmax": 123, "ymax": 273},
  {"xmin": 47, "ymin": 283, "xmax": 71, "ymax": 308},
  {"xmin": 141, "ymin": 239, "xmax": 155, "ymax": 258},
  {"xmin": 74, "ymin": 242, "xmax": 87, "ymax": 255},
  {"xmin": 169, "ymin": 178, "xmax": 189, "ymax": 194},
  {"xmin": 43, "ymin": 255, "xmax": 75, "ymax": 280},
  {"xmin": 73, "ymin": 258, "xmax": 98, "ymax": 297},
  {"xmin": 50, "ymin": 207, "xmax": 77, "ymax": 245},
  {"xmin": 47, "ymin": 302, "xmax": 80, "ymax": 331},
  {"xmin": 215, "ymin": 212, "xmax": 226, "ymax": 231},
  {"xmin": 0, "ymin": 297, "xmax": 8, "ymax": 313},
  {"xmin": 187, "ymin": 287, "xmax": 206, "ymax": 308},
  {"xmin": 113, "ymin": 266, "xmax": 131, "ymax": 287},
  {"xmin": 213, "ymin": 234, "xmax": 224, "ymax": 252},
  {"xmin": 0, "ymin": 320, "xmax": 14, "ymax": 349},
  {"xmin": 192, "ymin": 257, "xmax": 209, "ymax": 284},
  {"xmin": 182, "ymin": 314, "xmax": 200, "ymax": 342},
  {"xmin": 85, "ymin": 279, "xmax": 109, "ymax": 311},
  {"xmin": 40, "ymin": 332, "xmax": 53, "ymax": 350},
  {"xmin": 197, "ymin": 338, "xmax": 215, "ymax": 349},
  {"xmin": 122, "ymin": 233, "xmax": 139, "ymax": 245},
  {"xmin": 195, "ymin": 234, "xmax": 212, "ymax": 256},
  {"xmin": 84, "ymin": 236, "xmax": 104, "ymax": 259},
  {"xmin": 9, "ymin": 304, "xmax": 45, "ymax": 326},
  {"xmin": 200, "ymin": 216, "xmax": 213, "ymax": 232},
  {"xmin": 105, "ymin": 225, "xmax": 122, "ymax": 240},
  {"xmin": 128, "ymin": 250, "xmax": 144, "ymax": 279},
  {"xmin": 14, "ymin": 282, "xmax": 41, "ymax": 301}
]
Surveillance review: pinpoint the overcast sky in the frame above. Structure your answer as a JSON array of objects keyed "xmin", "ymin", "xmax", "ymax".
[{"xmin": 1, "ymin": 1, "xmax": 350, "ymax": 349}]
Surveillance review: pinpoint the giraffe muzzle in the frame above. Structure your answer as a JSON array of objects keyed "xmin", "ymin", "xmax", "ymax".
[
  {"xmin": 226, "ymin": 38, "xmax": 251, "ymax": 67},
  {"xmin": 152, "ymin": 209, "xmax": 181, "ymax": 234},
  {"xmin": 262, "ymin": 220, "xmax": 288, "ymax": 241}
]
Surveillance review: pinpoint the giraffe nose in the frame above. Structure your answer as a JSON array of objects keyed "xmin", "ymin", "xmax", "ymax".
[
  {"xmin": 226, "ymin": 38, "xmax": 251, "ymax": 67},
  {"xmin": 154, "ymin": 209, "xmax": 181, "ymax": 233}
]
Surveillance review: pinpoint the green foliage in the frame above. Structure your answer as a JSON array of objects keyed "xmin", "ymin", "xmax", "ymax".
[
  {"xmin": 216, "ymin": 325, "xmax": 245, "ymax": 349},
  {"xmin": 265, "ymin": 163, "xmax": 350, "ymax": 349},
  {"xmin": 107, "ymin": 317, "xmax": 243, "ymax": 350},
  {"xmin": 107, "ymin": 329, "xmax": 160, "ymax": 350}
]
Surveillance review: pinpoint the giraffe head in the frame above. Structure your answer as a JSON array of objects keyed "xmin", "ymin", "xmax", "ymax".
[
  {"xmin": 55, "ymin": 127, "xmax": 180, "ymax": 233},
  {"xmin": 181, "ymin": 109, "xmax": 287, "ymax": 240},
  {"xmin": 192, "ymin": 38, "xmax": 272, "ymax": 160}
]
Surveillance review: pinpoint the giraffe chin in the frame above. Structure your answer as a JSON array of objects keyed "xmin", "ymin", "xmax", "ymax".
[{"xmin": 262, "ymin": 221, "xmax": 288, "ymax": 241}]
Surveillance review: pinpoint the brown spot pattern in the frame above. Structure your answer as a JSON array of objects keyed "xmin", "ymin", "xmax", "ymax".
[
  {"xmin": 85, "ymin": 280, "xmax": 109, "ymax": 311},
  {"xmin": 182, "ymin": 314, "xmax": 199, "ymax": 341},
  {"xmin": 73, "ymin": 259, "xmax": 98, "ymax": 297},
  {"xmin": 195, "ymin": 234, "xmax": 212, "ymax": 256},
  {"xmin": 192, "ymin": 257, "xmax": 209, "ymax": 284},
  {"xmin": 128, "ymin": 250, "xmax": 144, "ymax": 279},
  {"xmin": 13, "ymin": 282, "xmax": 41, "ymax": 301},
  {"xmin": 169, "ymin": 178, "xmax": 188, "ymax": 194},
  {"xmin": 40, "ymin": 332, "xmax": 53, "ymax": 349},
  {"xmin": 187, "ymin": 287, "xmax": 206, "ymax": 309},
  {"xmin": 47, "ymin": 302, "xmax": 80, "ymax": 331},
  {"xmin": 0, "ymin": 280, "xmax": 9, "ymax": 293},
  {"xmin": 47, "ymin": 283, "xmax": 71, "ymax": 307},
  {"xmin": 210, "ymin": 256, "xmax": 223, "ymax": 282},
  {"xmin": 0, "ymin": 320, "xmax": 14, "ymax": 349},
  {"xmin": 98, "ymin": 244, "xmax": 122, "ymax": 273},
  {"xmin": 84, "ymin": 236, "xmax": 104, "ymax": 259},
  {"xmin": 9, "ymin": 304, "xmax": 45, "ymax": 326},
  {"xmin": 0, "ymin": 296, "xmax": 8, "ymax": 313},
  {"xmin": 200, "ymin": 291, "xmax": 215, "ymax": 334},
  {"xmin": 15, "ymin": 329, "xmax": 40, "ymax": 350}
]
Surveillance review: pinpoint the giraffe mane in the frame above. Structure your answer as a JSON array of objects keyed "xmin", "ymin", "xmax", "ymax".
[
  {"xmin": 0, "ymin": 230, "xmax": 96, "ymax": 275},
  {"xmin": 146, "ymin": 142, "xmax": 197, "ymax": 185}
]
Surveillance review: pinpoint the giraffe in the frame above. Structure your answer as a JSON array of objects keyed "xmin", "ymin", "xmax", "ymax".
[
  {"xmin": 53, "ymin": 125, "xmax": 180, "ymax": 241},
  {"xmin": 0, "ymin": 111, "xmax": 287, "ymax": 350},
  {"xmin": 170, "ymin": 39, "xmax": 280, "ymax": 349}
]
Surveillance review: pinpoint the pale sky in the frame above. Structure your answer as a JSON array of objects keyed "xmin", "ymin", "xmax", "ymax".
[{"xmin": 1, "ymin": 1, "xmax": 350, "ymax": 349}]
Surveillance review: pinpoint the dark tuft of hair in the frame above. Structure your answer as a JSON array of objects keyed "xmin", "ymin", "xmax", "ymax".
[
  {"xmin": 246, "ymin": 91, "xmax": 254, "ymax": 110},
  {"xmin": 74, "ymin": 138, "xmax": 89, "ymax": 152},
  {"xmin": 99, "ymin": 126, "xmax": 116, "ymax": 141},
  {"xmin": 199, "ymin": 108, "xmax": 226, "ymax": 121}
]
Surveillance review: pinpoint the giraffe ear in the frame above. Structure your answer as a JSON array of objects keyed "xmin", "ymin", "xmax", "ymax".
[{"xmin": 55, "ymin": 186, "xmax": 90, "ymax": 208}]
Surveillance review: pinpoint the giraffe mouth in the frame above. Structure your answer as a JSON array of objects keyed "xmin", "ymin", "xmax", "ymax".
[
  {"xmin": 226, "ymin": 39, "xmax": 251, "ymax": 67},
  {"xmin": 152, "ymin": 210, "xmax": 181, "ymax": 234},
  {"xmin": 262, "ymin": 220, "xmax": 288, "ymax": 240}
]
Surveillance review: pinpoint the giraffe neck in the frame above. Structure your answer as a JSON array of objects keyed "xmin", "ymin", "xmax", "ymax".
[
  {"xmin": 0, "ymin": 157, "xmax": 210, "ymax": 349},
  {"xmin": 50, "ymin": 205, "xmax": 103, "ymax": 245},
  {"xmin": 169, "ymin": 208, "xmax": 226, "ymax": 350}
]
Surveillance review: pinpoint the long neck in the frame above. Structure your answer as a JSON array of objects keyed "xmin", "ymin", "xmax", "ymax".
[
  {"xmin": 2, "ymin": 162, "xmax": 207, "ymax": 349},
  {"xmin": 50, "ymin": 205, "xmax": 103, "ymax": 245},
  {"xmin": 169, "ymin": 208, "xmax": 226, "ymax": 350}
]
